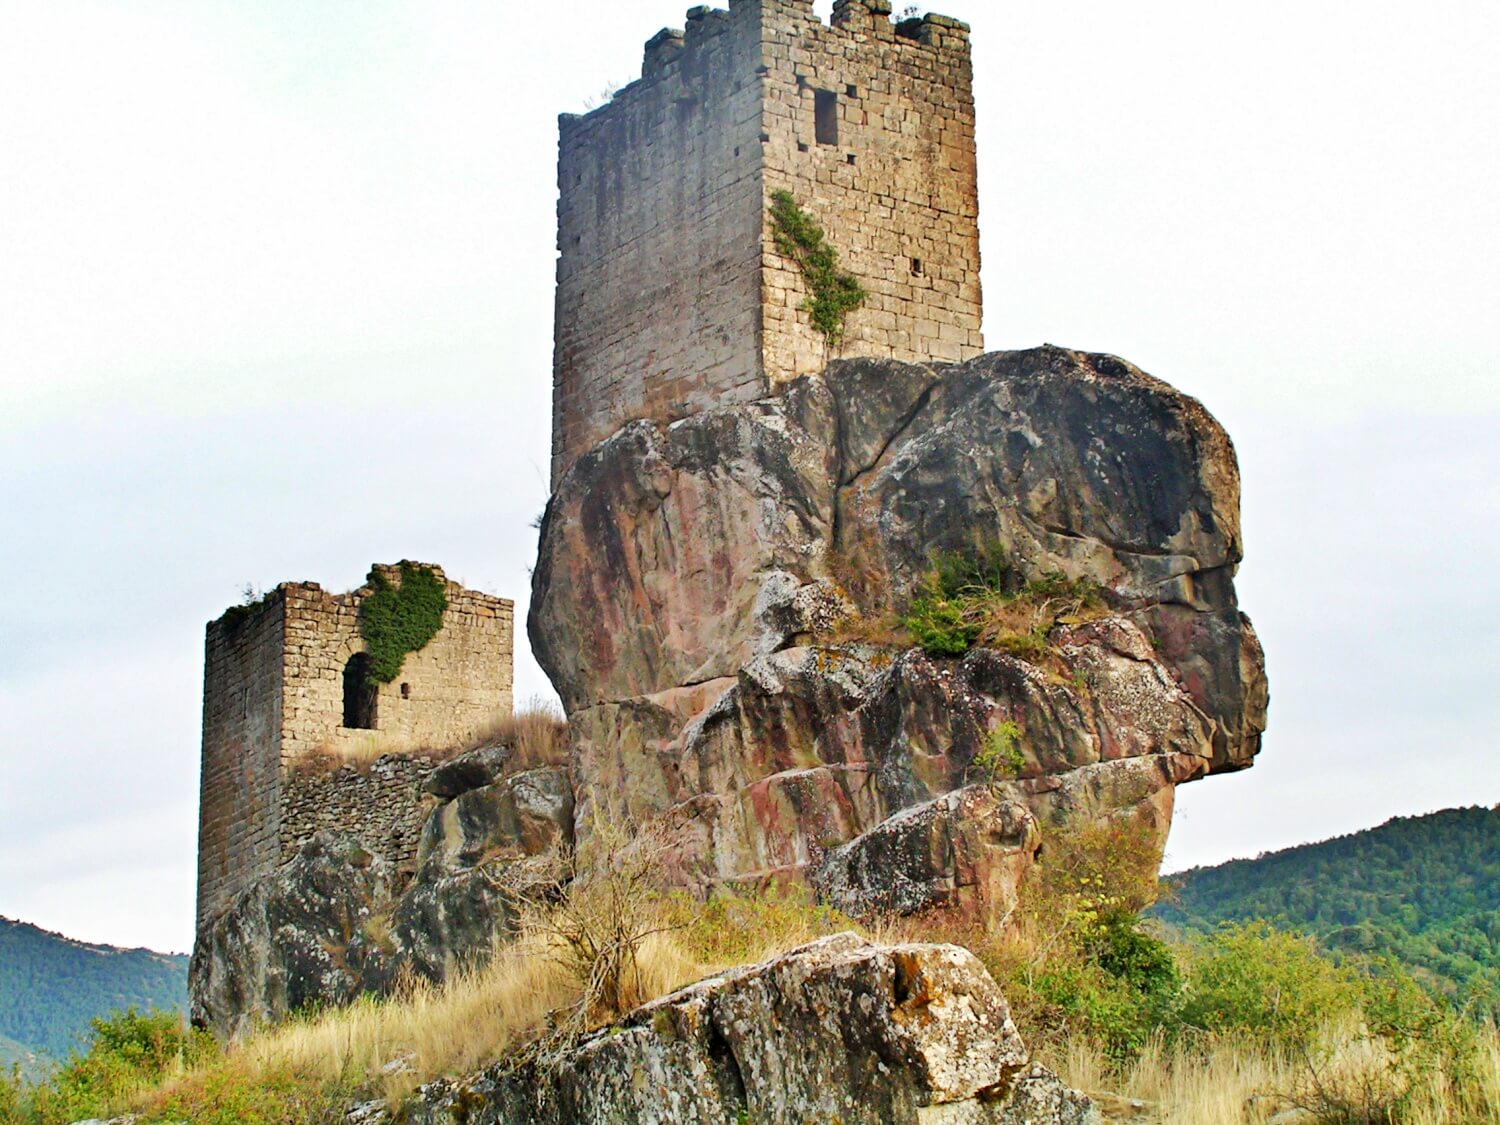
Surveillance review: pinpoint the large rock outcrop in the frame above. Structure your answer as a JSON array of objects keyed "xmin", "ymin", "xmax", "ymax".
[
  {"xmin": 406, "ymin": 932, "xmax": 1097, "ymax": 1125},
  {"xmin": 531, "ymin": 348, "xmax": 1268, "ymax": 920}
]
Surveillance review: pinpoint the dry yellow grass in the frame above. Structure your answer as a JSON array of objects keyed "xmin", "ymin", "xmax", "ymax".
[
  {"xmin": 126, "ymin": 914, "xmax": 1500, "ymax": 1122},
  {"xmin": 136, "ymin": 891, "xmax": 852, "ymax": 1115},
  {"xmin": 1055, "ymin": 1019, "xmax": 1500, "ymax": 1124},
  {"xmin": 291, "ymin": 695, "xmax": 568, "ymax": 777}
]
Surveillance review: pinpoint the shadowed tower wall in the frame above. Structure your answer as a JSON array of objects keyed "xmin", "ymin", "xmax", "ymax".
[
  {"xmin": 195, "ymin": 564, "xmax": 514, "ymax": 927},
  {"xmin": 551, "ymin": 0, "xmax": 982, "ymax": 485}
]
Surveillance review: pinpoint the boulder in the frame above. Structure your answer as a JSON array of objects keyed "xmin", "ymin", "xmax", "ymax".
[
  {"xmin": 813, "ymin": 786, "xmax": 1040, "ymax": 924},
  {"xmin": 532, "ymin": 348, "xmax": 1268, "ymax": 913},
  {"xmin": 194, "ymin": 765, "xmax": 572, "ymax": 1034},
  {"xmin": 404, "ymin": 933, "xmax": 1097, "ymax": 1124},
  {"xmin": 422, "ymin": 745, "xmax": 514, "ymax": 800},
  {"xmin": 417, "ymin": 766, "xmax": 573, "ymax": 875},
  {"xmin": 189, "ymin": 833, "xmax": 394, "ymax": 1037}
]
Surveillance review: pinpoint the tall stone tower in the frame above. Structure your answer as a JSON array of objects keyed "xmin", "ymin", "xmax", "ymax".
[
  {"xmin": 551, "ymin": 0, "xmax": 981, "ymax": 484},
  {"xmin": 194, "ymin": 563, "xmax": 514, "ymax": 926}
]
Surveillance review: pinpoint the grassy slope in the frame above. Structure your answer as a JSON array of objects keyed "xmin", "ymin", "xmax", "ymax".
[
  {"xmin": 0, "ymin": 918, "xmax": 188, "ymax": 1059},
  {"xmin": 1154, "ymin": 805, "xmax": 1500, "ymax": 1013}
]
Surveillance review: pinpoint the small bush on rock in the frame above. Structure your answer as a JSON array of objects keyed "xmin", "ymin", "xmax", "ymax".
[
  {"xmin": 901, "ymin": 543, "xmax": 1105, "ymax": 662},
  {"xmin": 971, "ymin": 721, "xmax": 1025, "ymax": 782}
]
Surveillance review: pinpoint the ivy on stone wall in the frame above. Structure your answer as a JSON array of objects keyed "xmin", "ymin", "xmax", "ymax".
[
  {"xmin": 769, "ymin": 189, "xmax": 867, "ymax": 347},
  {"xmin": 359, "ymin": 561, "xmax": 449, "ymax": 684}
]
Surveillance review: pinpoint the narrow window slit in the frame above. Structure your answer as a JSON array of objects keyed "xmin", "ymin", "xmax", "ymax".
[{"xmin": 814, "ymin": 89, "xmax": 839, "ymax": 146}]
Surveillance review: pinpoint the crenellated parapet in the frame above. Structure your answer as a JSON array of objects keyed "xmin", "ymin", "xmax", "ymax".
[{"xmin": 551, "ymin": 0, "xmax": 982, "ymax": 486}]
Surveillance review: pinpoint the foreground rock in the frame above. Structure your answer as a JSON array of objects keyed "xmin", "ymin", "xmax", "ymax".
[
  {"xmin": 531, "ymin": 348, "xmax": 1268, "ymax": 918},
  {"xmin": 406, "ymin": 932, "xmax": 1097, "ymax": 1125}
]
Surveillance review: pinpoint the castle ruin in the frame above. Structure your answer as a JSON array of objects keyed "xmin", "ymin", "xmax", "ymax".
[
  {"xmin": 552, "ymin": 0, "xmax": 981, "ymax": 484},
  {"xmin": 194, "ymin": 563, "xmax": 513, "ymax": 926}
]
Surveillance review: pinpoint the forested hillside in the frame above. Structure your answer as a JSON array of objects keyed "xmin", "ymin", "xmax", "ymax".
[
  {"xmin": 1155, "ymin": 805, "xmax": 1500, "ymax": 1014},
  {"xmin": 0, "ymin": 918, "xmax": 188, "ymax": 1060}
]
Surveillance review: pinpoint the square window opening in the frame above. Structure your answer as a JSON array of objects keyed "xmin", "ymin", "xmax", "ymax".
[{"xmin": 911, "ymin": 257, "xmax": 924, "ymax": 276}]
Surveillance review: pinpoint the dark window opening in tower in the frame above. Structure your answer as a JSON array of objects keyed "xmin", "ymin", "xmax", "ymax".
[
  {"xmin": 814, "ymin": 89, "xmax": 839, "ymax": 146},
  {"xmin": 343, "ymin": 653, "xmax": 377, "ymax": 729}
]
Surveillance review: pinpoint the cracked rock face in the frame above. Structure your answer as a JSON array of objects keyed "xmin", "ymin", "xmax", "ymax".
[
  {"xmin": 405, "ymin": 933, "xmax": 1098, "ymax": 1125},
  {"xmin": 532, "ymin": 348, "xmax": 1268, "ymax": 918}
]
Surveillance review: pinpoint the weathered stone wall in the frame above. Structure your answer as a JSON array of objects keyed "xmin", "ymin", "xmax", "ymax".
[
  {"xmin": 196, "ymin": 594, "xmax": 286, "ymax": 928},
  {"xmin": 279, "ymin": 565, "xmax": 515, "ymax": 764},
  {"xmin": 551, "ymin": 0, "xmax": 981, "ymax": 484},
  {"xmin": 760, "ymin": 0, "xmax": 982, "ymax": 383},
  {"xmin": 196, "ymin": 563, "xmax": 514, "ymax": 926},
  {"xmin": 553, "ymin": 5, "xmax": 766, "ymax": 486},
  {"xmin": 279, "ymin": 754, "xmax": 438, "ymax": 877}
]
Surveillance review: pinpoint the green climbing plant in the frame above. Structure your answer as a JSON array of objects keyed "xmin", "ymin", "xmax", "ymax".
[
  {"xmin": 768, "ymin": 189, "xmax": 867, "ymax": 347},
  {"xmin": 358, "ymin": 561, "xmax": 449, "ymax": 684}
]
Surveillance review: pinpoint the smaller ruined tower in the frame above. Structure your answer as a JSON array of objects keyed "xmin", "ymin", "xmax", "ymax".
[
  {"xmin": 552, "ymin": 0, "xmax": 981, "ymax": 484},
  {"xmin": 194, "ymin": 563, "xmax": 513, "ymax": 926}
]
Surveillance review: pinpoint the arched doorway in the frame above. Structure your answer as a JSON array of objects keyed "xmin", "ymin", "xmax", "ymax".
[{"xmin": 342, "ymin": 653, "xmax": 377, "ymax": 729}]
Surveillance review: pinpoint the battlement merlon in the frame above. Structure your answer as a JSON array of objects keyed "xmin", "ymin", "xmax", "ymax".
[{"xmin": 623, "ymin": 2, "xmax": 970, "ymax": 105}]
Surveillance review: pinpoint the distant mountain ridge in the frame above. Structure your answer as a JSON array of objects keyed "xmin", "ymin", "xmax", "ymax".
[
  {"xmin": 0, "ymin": 916, "xmax": 188, "ymax": 1061},
  {"xmin": 1154, "ymin": 805, "xmax": 1500, "ymax": 1014}
]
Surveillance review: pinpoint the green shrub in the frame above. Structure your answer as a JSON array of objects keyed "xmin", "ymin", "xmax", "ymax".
[
  {"xmin": 360, "ymin": 561, "xmax": 449, "ymax": 684},
  {"xmin": 900, "ymin": 544, "xmax": 1104, "ymax": 661},
  {"xmin": 4, "ymin": 1008, "xmax": 216, "ymax": 1125},
  {"xmin": 1180, "ymin": 921, "xmax": 1364, "ymax": 1051},
  {"xmin": 903, "ymin": 578, "xmax": 979, "ymax": 656},
  {"xmin": 1034, "ymin": 958, "xmax": 1164, "ymax": 1061},
  {"xmin": 971, "ymin": 721, "xmax": 1024, "ymax": 781},
  {"xmin": 147, "ymin": 1064, "xmax": 351, "ymax": 1125},
  {"xmin": 1029, "ymin": 904, "xmax": 1181, "ymax": 1060}
]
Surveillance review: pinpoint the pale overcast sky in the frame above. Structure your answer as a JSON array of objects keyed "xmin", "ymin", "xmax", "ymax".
[{"xmin": 1, "ymin": 0, "xmax": 1496, "ymax": 954}]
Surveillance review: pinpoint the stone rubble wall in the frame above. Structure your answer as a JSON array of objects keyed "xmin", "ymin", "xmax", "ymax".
[
  {"xmin": 279, "ymin": 754, "xmax": 439, "ymax": 877},
  {"xmin": 551, "ymin": 0, "xmax": 982, "ymax": 485}
]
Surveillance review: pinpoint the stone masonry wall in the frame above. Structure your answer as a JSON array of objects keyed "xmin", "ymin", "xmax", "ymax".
[
  {"xmin": 553, "ymin": 5, "xmax": 767, "ymax": 487},
  {"xmin": 196, "ymin": 594, "xmax": 286, "ymax": 928},
  {"xmin": 550, "ymin": 0, "xmax": 981, "ymax": 485},
  {"xmin": 760, "ymin": 0, "xmax": 982, "ymax": 383},
  {"xmin": 279, "ymin": 754, "xmax": 438, "ymax": 878},
  {"xmin": 279, "ymin": 565, "xmax": 515, "ymax": 765}
]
